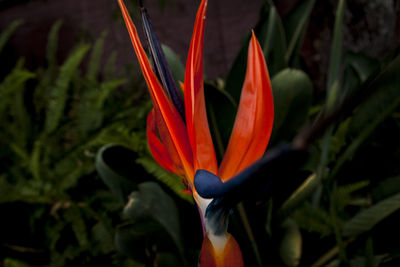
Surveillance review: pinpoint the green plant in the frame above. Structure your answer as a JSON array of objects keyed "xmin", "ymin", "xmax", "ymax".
[
  {"xmin": 0, "ymin": 19, "xmax": 150, "ymax": 266},
  {"xmin": 97, "ymin": 0, "xmax": 400, "ymax": 266}
]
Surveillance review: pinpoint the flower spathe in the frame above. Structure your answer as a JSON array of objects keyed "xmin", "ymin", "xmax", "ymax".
[{"xmin": 117, "ymin": 0, "xmax": 274, "ymax": 265}]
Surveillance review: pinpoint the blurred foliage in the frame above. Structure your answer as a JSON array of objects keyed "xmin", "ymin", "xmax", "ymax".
[
  {"xmin": 0, "ymin": 19, "xmax": 153, "ymax": 266},
  {"xmin": 1, "ymin": 0, "xmax": 400, "ymax": 266}
]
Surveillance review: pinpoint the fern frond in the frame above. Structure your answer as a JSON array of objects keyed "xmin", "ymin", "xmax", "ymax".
[
  {"xmin": 86, "ymin": 31, "xmax": 107, "ymax": 85},
  {"xmin": 0, "ymin": 20, "xmax": 23, "ymax": 55},
  {"xmin": 46, "ymin": 20, "xmax": 63, "ymax": 70},
  {"xmin": 293, "ymin": 202, "xmax": 332, "ymax": 236},
  {"xmin": 104, "ymin": 51, "xmax": 117, "ymax": 80},
  {"xmin": 335, "ymin": 180, "xmax": 369, "ymax": 211},
  {"xmin": 136, "ymin": 157, "xmax": 193, "ymax": 203},
  {"xmin": 44, "ymin": 44, "xmax": 90, "ymax": 134},
  {"xmin": 0, "ymin": 59, "xmax": 35, "ymax": 108}
]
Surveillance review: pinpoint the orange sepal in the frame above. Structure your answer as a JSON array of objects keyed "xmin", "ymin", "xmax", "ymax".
[
  {"xmin": 184, "ymin": 0, "xmax": 218, "ymax": 174},
  {"xmin": 117, "ymin": 0, "xmax": 194, "ymax": 180},
  {"xmin": 199, "ymin": 234, "xmax": 244, "ymax": 267},
  {"xmin": 147, "ymin": 110, "xmax": 178, "ymax": 174},
  {"xmin": 218, "ymin": 31, "xmax": 274, "ymax": 181}
]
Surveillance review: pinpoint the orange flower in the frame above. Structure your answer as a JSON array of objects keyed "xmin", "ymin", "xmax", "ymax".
[{"xmin": 117, "ymin": 0, "xmax": 273, "ymax": 265}]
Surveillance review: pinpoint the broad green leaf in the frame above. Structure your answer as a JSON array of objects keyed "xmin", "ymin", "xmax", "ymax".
[
  {"xmin": 270, "ymin": 68, "xmax": 313, "ymax": 144},
  {"xmin": 372, "ymin": 176, "xmax": 400, "ymax": 200},
  {"xmin": 343, "ymin": 192, "xmax": 400, "ymax": 237},
  {"xmin": 283, "ymin": 0, "xmax": 316, "ymax": 65},
  {"xmin": 96, "ymin": 144, "xmax": 142, "ymax": 203},
  {"xmin": 123, "ymin": 182, "xmax": 184, "ymax": 257},
  {"xmin": 0, "ymin": 20, "xmax": 23, "ymax": 55},
  {"xmin": 343, "ymin": 52, "xmax": 379, "ymax": 83},
  {"xmin": 44, "ymin": 44, "xmax": 90, "ymax": 134},
  {"xmin": 279, "ymin": 219, "xmax": 302, "ymax": 267},
  {"xmin": 162, "ymin": 44, "xmax": 185, "ymax": 84}
]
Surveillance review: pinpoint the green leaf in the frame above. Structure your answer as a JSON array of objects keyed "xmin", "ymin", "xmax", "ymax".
[
  {"xmin": 0, "ymin": 20, "xmax": 23, "ymax": 55},
  {"xmin": 343, "ymin": 192, "xmax": 400, "ymax": 237},
  {"xmin": 270, "ymin": 68, "xmax": 313, "ymax": 144},
  {"xmin": 162, "ymin": 44, "xmax": 185, "ymax": 84},
  {"xmin": 279, "ymin": 219, "xmax": 302, "ymax": 267},
  {"xmin": 3, "ymin": 258, "xmax": 30, "ymax": 267},
  {"xmin": 343, "ymin": 52, "xmax": 379, "ymax": 83},
  {"xmin": 123, "ymin": 182, "xmax": 184, "ymax": 257},
  {"xmin": 283, "ymin": 0, "xmax": 316, "ymax": 65},
  {"xmin": 96, "ymin": 144, "xmax": 141, "ymax": 203},
  {"xmin": 372, "ymin": 176, "xmax": 400, "ymax": 201},
  {"xmin": 331, "ymin": 54, "xmax": 400, "ymax": 179},
  {"xmin": 326, "ymin": 0, "xmax": 345, "ymax": 95},
  {"xmin": 44, "ymin": 44, "xmax": 90, "ymax": 134},
  {"xmin": 261, "ymin": 2, "xmax": 287, "ymax": 76}
]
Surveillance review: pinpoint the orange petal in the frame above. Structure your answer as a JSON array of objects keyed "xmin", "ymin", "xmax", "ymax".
[
  {"xmin": 184, "ymin": 0, "xmax": 217, "ymax": 174},
  {"xmin": 118, "ymin": 0, "xmax": 194, "ymax": 180},
  {"xmin": 219, "ymin": 31, "xmax": 274, "ymax": 181},
  {"xmin": 147, "ymin": 110, "xmax": 177, "ymax": 174},
  {"xmin": 199, "ymin": 234, "xmax": 244, "ymax": 267}
]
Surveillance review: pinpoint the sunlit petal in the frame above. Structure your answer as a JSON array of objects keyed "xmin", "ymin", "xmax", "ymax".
[{"xmin": 219, "ymin": 31, "xmax": 274, "ymax": 181}]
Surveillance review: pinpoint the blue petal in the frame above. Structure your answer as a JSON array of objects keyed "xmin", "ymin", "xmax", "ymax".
[
  {"xmin": 139, "ymin": 3, "xmax": 185, "ymax": 119},
  {"xmin": 195, "ymin": 144, "xmax": 307, "ymax": 204}
]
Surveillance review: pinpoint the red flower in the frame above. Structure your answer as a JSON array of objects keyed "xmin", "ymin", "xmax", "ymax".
[{"xmin": 117, "ymin": 0, "xmax": 274, "ymax": 265}]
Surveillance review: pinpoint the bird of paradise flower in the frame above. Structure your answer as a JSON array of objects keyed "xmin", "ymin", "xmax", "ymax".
[{"xmin": 117, "ymin": 0, "xmax": 274, "ymax": 265}]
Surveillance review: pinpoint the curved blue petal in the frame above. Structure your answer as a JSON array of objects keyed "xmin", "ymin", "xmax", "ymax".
[
  {"xmin": 195, "ymin": 144, "xmax": 307, "ymax": 204},
  {"xmin": 139, "ymin": 2, "xmax": 185, "ymax": 119}
]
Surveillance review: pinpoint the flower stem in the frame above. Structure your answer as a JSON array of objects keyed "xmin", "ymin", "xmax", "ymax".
[{"xmin": 237, "ymin": 203, "xmax": 263, "ymax": 266}]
